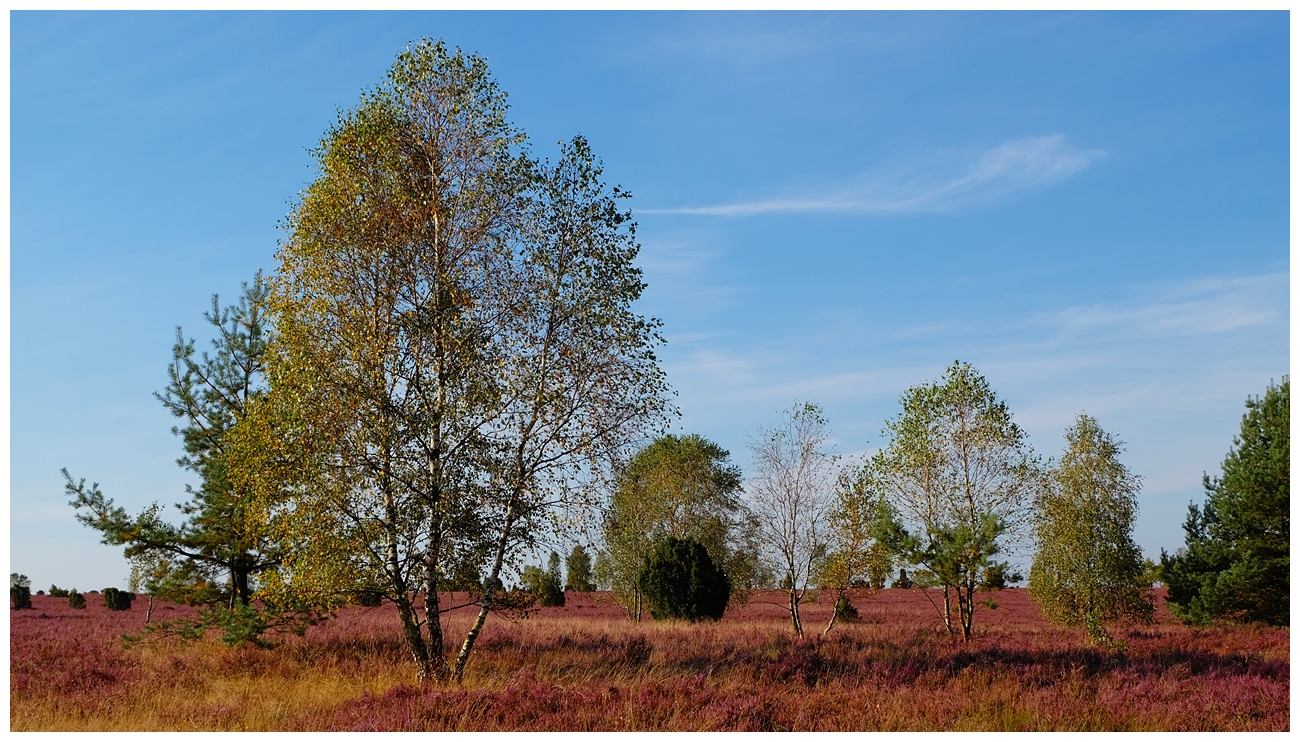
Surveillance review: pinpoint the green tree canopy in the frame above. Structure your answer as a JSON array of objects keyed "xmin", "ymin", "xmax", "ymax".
[
  {"xmin": 258, "ymin": 39, "xmax": 668, "ymax": 683},
  {"xmin": 1029, "ymin": 415, "xmax": 1153, "ymax": 645},
  {"xmin": 603, "ymin": 433, "xmax": 757, "ymax": 621},
  {"xmin": 564, "ymin": 545, "xmax": 596, "ymax": 592},
  {"xmin": 873, "ymin": 361, "xmax": 1041, "ymax": 641},
  {"xmin": 1161, "ymin": 379, "xmax": 1289, "ymax": 626}
]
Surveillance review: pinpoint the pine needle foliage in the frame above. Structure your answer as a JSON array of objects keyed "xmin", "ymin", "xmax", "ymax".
[{"xmin": 1160, "ymin": 379, "xmax": 1289, "ymax": 626}]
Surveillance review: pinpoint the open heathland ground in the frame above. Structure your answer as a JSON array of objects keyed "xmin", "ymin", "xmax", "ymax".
[{"xmin": 10, "ymin": 588, "xmax": 1288, "ymax": 731}]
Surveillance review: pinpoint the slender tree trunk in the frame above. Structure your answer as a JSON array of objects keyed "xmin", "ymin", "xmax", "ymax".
[
  {"xmin": 789, "ymin": 587, "xmax": 804, "ymax": 637},
  {"xmin": 821, "ymin": 587, "xmax": 852, "ymax": 639},
  {"xmin": 395, "ymin": 595, "xmax": 433, "ymax": 680},
  {"xmin": 420, "ymin": 482, "xmax": 448, "ymax": 681},
  {"xmin": 941, "ymin": 585, "xmax": 955, "ymax": 634},
  {"xmin": 452, "ymin": 501, "xmax": 518, "ymax": 683},
  {"xmin": 422, "ymin": 553, "xmax": 447, "ymax": 680},
  {"xmin": 959, "ymin": 576, "xmax": 975, "ymax": 641},
  {"xmin": 416, "ymin": 201, "xmax": 451, "ymax": 684},
  {"xmin": 382, "ymin": 469, "xmax": 443, "ymax": 681},
  {"xmin": 821, "ymin": 587, "xmax": 846, "ymax": 637},
  {"xmin": 145, "ymin": 595, "xmax": 154, "ymax": 624}
]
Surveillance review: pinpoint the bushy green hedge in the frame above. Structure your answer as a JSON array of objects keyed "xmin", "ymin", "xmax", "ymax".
[{"xmin": 638, "ymin": 537, "xmax": 730, "ymax": 622}]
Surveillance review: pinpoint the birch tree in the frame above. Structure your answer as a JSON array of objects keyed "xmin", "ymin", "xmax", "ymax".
[
  {"xmin": 1029, "ymin": 414, "xmax": 1153, "ymax": 645},
  {"xmin": 874, "ymin": 361, "xmax": 1040, "ymax": 641},
  {"xmin": 818, "ymin": 463, "xmax": 891, "ymax": 635},
  {"xmin": 748, "ymin": 402, "xmax": 837, "ymax": 637},
  {"xmin": 261, "ymin": 40, "xmax": 667, "ymax": 683}
]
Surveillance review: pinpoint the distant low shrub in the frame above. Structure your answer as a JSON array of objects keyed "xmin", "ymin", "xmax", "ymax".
[
  {"xmin": 102, "ymin": 587, "xmax": 135, "ymax": 611},
  {"xmin": 979, "ymin": 563, "xmax": 1023, "ymax": 591},
  {"xmin": 48, "ymin": 585, "xmax": 70, "ymax": 598},
  {"xmin": 67, "ymin": 589, "xmax": 86, "ymax": 609},
  {"xmin": 352, "ymin": 590, "xmax": 384, "ymax": 607},
  {"xmin": 638, "ymin": 536, "xmax": 730, "ymax": 622}
]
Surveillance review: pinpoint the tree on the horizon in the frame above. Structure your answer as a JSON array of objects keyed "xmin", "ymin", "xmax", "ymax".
[
  {"xmin": 11, "ymin": 574, "xmax": 32, "ymax": 610},
  {"xmin": 60, "ymin": 276, "xmax": 304, "ymax": 643},
  {"xmin": 873, "ymin": 362, "xmax": 1041, "ymax": 641},
  {"xmin": 1029, "ymin": 415, "xmax": 1153, "ymax": 646},
  {"xmin": 603, "ymin": 433, "xmax": 758, "ymax": 621},
  {"xmin": 520, "ymin": 559, "xmax": 565, "ymax": 608},
  {"xmin": 564, "ymin": 545, "xmax": 596, "ymax": 592},
  {"xmin": 748, "ymin": 402, "xmax": 838, "ymax": 638},
  {"xmin": 1161, "ymin": 379, "xmax": 1289, "ymax": 626},
  {"xmin": 817, "ymin": 463, "xmax": 892, "ymax": 636}
]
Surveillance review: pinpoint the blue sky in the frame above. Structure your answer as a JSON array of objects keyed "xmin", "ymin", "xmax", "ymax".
[{"xmin": 11, "ymin": 11, "xmax": 1288, "ymax": 590}]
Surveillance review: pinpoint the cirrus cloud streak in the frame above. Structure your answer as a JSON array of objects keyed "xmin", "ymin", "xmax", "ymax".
[{"xmin": 648, "ymin": 135, "xmax": 1105, "ymax": 216}]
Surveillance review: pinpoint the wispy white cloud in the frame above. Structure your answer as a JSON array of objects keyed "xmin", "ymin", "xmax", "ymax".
[
  {"xmin": 647, "ymin": 135, "xmax": 1105, "ymax": 216},
  {"xmin": 1035, "ymin": 273, "xmax": 1285, "ymax": 339}
]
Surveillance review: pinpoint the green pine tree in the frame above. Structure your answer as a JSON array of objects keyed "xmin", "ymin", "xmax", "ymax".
[
  {"xmin": 1161, "ymin": 379, "xmax": 1289, "ymax": 626},
  {"xmin": 61, "ymin": 276, "xmax": 281, "ymax": 609}
]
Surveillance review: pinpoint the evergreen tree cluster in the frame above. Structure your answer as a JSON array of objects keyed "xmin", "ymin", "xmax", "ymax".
[
  {"xmin": 520, "ymin": 552, "xmax": 566, "ymax": 608},
  {"xmin": 1161, "ymin": 379, "xmax": 1289, "ymax": 626}
]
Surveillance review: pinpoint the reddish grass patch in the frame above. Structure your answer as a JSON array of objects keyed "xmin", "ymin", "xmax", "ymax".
[{"xmin": 10, "ymin": 589, "xmax": 1288, "ymax": 731}]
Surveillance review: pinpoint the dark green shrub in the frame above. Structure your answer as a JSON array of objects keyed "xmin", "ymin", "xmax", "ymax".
[
  {"xmin": 892, "ymin": 568, "xmax": 913, "ymax": 589},
  {"xmin": 68, "ymin": 589, "xmax": 87, "ymax": 609},
  {"xmin": 103, "ymin": 587, "xmax": 135, "ymax": 611},
  {"xmin": 979, "ymin": 562, "xmax": 1022, "ymax": 591},
  {"xmin": 49, "ymin": 585, "xmax": 70, "ymax": 598},
  {"xmin": 352, "ymin": 589, "xmax": 384, "ymax": 607},
  {"xmin": 833, "ymin": 595, "xmax": 860, "ymax": 623},
  {"xmin": 209, "ymin": 603, "xmax": 272, "ymax": 647},
  {"xmin": 638, "ymin": 536, "xmax": 730, "ymax": 622},
  {"xmin": 10, "ymin": 573, "xmax": 32, "ymax": 610}
]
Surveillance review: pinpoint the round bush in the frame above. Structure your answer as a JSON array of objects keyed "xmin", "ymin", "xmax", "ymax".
[
  {"xmin": 638, "ymin": 536, "xmax": 731, "ymax": 622},
  {"xmin": 102, "ymin": 587, "xmax": 135, "ymax": 611}
]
